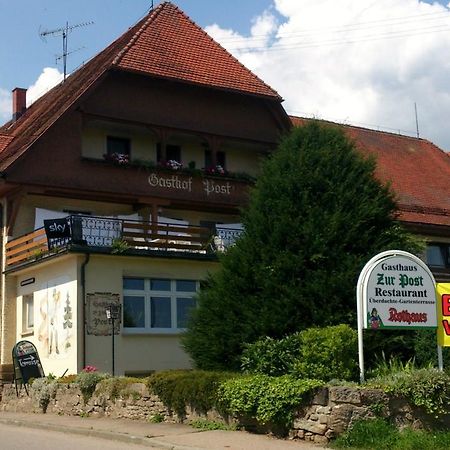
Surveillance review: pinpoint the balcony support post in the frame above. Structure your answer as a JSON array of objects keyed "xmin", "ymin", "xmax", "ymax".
[
  {"xmin": 151, "ymin": 204, "xmax": 158, "ymax": 238},
  {"xmin": 206, "ymin": 135, "xmax": 222, "ymax": 168}
]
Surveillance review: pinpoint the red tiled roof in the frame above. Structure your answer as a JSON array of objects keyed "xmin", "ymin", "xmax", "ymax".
[
  {"xmin": 0, "ymin": 2, "xmax": 281, "ymax": 172},
  {"xmin": 114, "ymin": 2, "xmax": 280, "ymax": 99},
  {"xmin": 291, "ymin": 116, "xmax": 450, "ymax": 227},
  {"xmin": 0, "ymin": 135, "xmax": 13, "ymax": 153}
]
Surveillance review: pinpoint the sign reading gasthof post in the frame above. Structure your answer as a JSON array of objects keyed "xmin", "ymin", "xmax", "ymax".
[
  {"xmin": 436, "ymin": 283, "xmax": 450, "ymax": 347},
  {"xmin": 362, "ymin": 253, "xmax": 437, "ymax": 329},
  {"xmin": 356, "ymin": 250, "xmax": 437, "ymax": 382}
]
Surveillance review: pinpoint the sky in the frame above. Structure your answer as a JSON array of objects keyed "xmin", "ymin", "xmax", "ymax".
[{"xmin": 1, "ymin": 0, "xmax": 450, "ymax": 149}]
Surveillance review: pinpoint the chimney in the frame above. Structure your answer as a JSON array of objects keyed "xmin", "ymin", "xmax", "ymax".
[{"xmin": 12, "ymin": 87, "xmax": 27, "ymax": 121}]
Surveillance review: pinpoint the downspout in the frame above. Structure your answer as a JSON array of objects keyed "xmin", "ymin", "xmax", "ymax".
[
  {"xmin": 81, "ymin": 253, "xmax": 90, "ymax": 370},
  {"xmin": 0, "ymin": 200, "xmax": 6, "ymax": 365}
]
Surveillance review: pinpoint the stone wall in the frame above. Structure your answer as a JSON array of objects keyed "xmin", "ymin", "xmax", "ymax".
[
  {"xmin": 0, "ymin": 382, "xmax": 170, "ymax": 421},
  {"xmin": 290, "ymin": 386, "xmax": 449, "ymax": 445},
  {"xmin": 0, "ymin": 382, "xmax": 447, "ymax": 444}
]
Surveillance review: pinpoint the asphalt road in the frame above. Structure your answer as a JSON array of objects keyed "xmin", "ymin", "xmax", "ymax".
[{"xmin": 0, "ymin": 422, "xmax": 165, "ymax": 450}]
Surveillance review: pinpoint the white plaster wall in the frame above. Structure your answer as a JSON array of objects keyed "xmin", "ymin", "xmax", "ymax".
[
  {"xmin": 15, "ymin": 255, "xmax": 79, "ymax": 376},
  {"xmin": 84, "ymin": 254, "xmax": 219, "ymax": 375}
]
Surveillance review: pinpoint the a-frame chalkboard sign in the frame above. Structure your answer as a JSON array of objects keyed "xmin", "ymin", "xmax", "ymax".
[{"xmin": 12, "ymin": 340, "xmax": 45, "ymax": 396}]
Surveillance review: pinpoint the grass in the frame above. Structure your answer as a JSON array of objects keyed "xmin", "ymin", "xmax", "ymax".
[
  {"xmin": 95, "ymin": 376, "xmax": 144, "ymax": 400},
  {"xmin": 189, "ymin": 419, "xmax": 237, "ymax": 431},
  {"xmin": 149, "ymin": 413, "xmax": 164, "ymax": 423},
  {"xmin": 332, "ymin": 419, "xmax": 450, "ymax": 450},
  {"xmin": 366, "ymin": 353, "xmax": 418, "ymax": 379}
]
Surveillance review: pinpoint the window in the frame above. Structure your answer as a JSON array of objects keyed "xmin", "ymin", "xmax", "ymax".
[
  {"xmin": 204, "ymin": 149, "xmax": 226, "ymax": 169},
  {"xmin": 22, "ymin": 294, "xmax": 34, "ymax": 334},
  {"xmin": 426, "ymin": 244, "xmax": 450, "ymax": 268},
  {"xmin": 123, "ymin": 278, "xmax": 198, "ymax": 332},
  {"xmin": 157, "ymin": 144, "xmax": 181, "ymax": 163},
  {"xmin": 106, "ymin": 136, "xmax": 130, "ymax": 157}
]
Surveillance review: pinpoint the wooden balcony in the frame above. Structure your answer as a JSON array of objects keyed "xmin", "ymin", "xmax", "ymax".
[
  {"xmin": 5, "ymin": 216, "xmax": 244, "ymax": 269},
  {"xmin": 5, "ymin": 229, "xmax": 49, "ymax": 268}
]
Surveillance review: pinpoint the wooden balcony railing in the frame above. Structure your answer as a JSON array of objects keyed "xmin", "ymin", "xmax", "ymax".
[
  {"xmin": 5, "ymin": 228, "xmax": 48, "ymax": 267},
  {"xmin": 5, "ymin": 216, "xmax": 243, "ymax": 268}
]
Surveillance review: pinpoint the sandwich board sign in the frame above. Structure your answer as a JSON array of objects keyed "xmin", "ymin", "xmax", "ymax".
[
  {"xmin": 12, "ymin": 340, "xmax": 45, "ymax": 395},
  {"xmin": 357, "ymin": 250, "xmax": 438, "ymax": 381}
]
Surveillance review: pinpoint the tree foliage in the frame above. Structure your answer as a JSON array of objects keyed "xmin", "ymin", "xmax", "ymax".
[{"xmin": 182, "ymin": 121, "xmax": 422, "ymax": 371}]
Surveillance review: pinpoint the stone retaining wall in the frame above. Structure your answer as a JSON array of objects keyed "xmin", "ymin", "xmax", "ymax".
[{"xmin": 0, "ymin": 382, "xmax": 447, "ymax": 445}]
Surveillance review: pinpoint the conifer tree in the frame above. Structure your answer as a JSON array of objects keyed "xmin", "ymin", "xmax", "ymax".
[{"xmin": 182, "ymin": 121, "xmax": 421, "ymax": 370}]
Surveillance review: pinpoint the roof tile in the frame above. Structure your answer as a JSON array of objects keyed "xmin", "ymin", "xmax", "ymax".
[
  {"xmin": 291, "ymin": 116, "xmax": 450, "ymax": 227},
  {"xmin": 114, "ymin": 2, "xmax": 280, "ymax": 98}
]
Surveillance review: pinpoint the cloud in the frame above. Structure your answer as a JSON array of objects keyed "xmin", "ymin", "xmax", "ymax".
[
  {"xmin": 27, "ymin": 67, "xmax": 64, "ymax": 106},
  {"xmin": 207, "ymin": 0, "xmax": 450, "ymax": 150},
  {"xmin": 0, "ymin": 68, "xmax": 63, "ymax": 126},
  {"xmin": 0, "ymin": 88, "xmax": 10, "ymax": 123}
]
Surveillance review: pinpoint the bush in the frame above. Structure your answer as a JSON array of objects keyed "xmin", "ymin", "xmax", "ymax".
[
  {"xmin": 147, "ymin": 370, "xmax": 236, "ymax": 417},
  {"xmin": 76, "ymin": 370, "xmax": 109, "ymax": 403},
  {"xmin": 367, "ymin": 368, "xmax": 450, "ymax": 417},
  {"xmin": 217, "ymin": 374, "xmax": 323, "ymax": 430},
  {"xmin": 293, "ymin": 325, "xmax": 358, "ymax": 381},
  {"xmin": 241, "ymin": 334, "xmax": 302, "ymax": 376},
  {"xmin": 32, "ymin": 377, "xmax": 58, "ymax": 412},
  {"xmin": 96, "ymin": 376, "xmax": 144, "ymax": 400},
  {"xmin": 241, "ymin": 325, "xmax": 358, "ymax": 382},
  {"xmin": 413, "ymin": 329, "xmax": 450, "ymax": 368},
  {"xmin": 57, "ymin": 374, "xmax": 77, "ymax": 384},
  {"xmin": 183, "ymin": 122, "xmax": 421, "ymax": 371}
]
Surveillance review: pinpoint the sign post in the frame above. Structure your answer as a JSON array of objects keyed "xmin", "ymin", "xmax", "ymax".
[
  {"xmin": 356, "ymin": 250, "xmax": 437, "ymax": 382},
  {"xmin": 12, "ymin": 340, "xmax": 45, "ymax": 396},
  {"xmin": 105, "ymin": 304, "xmax": 121, "ymax": 376}
]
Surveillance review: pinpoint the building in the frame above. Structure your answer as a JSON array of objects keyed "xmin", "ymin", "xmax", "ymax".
[
  {"xmin": 1, "ymin": 2, "xmax": 450, "ymax": 378},
  {"xmin": 0, "ymin": 2, "xmax": 290, "ymax": 377}
]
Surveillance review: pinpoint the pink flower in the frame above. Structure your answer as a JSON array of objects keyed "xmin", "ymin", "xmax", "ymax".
[{"xmin": 83, "ymin": 365, "xmax": 98, "ymax": 373}]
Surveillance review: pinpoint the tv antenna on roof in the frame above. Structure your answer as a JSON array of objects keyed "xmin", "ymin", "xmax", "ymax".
[{"xmin": 39, "ymin": 21, "xmax": 94, "ymax": 81}]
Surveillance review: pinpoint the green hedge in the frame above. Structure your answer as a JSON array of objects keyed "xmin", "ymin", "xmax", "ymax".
[
  {"xmin": 147, "ymin": 370, "xmax": 235, "ymax": 417},
  {"xmin": 368, "ymin": 368, "xmax": 450, "ymax": 417},
  {"xmin": 218, "ymin": 374, "xmax": 323, "ymax": 429},
  {"xmin": 241, "ymin": 325, "xmax": 358, "ymax": 381},
  {"xmin": 146, "ymin": 369, "xmax": 322, "ymax": 431}
]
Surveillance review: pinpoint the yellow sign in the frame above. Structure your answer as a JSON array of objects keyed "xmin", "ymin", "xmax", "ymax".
[{"xmin": 435, "ymin": 283, "xmax": 450, "ymax": 346}]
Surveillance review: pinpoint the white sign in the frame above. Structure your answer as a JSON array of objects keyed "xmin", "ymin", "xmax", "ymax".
[
  {"xmin": 363, "ymin": 254, "xmax": 437, "ymax": 329},
  {"xmin": 356, "ymin": 250, "xmax": 438, "ymax": 382}
]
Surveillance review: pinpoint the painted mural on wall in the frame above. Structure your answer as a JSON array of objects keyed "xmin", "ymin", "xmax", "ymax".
[{"xmin": 36, "ymin": 277, "xmax": 74, "ymax": 359}]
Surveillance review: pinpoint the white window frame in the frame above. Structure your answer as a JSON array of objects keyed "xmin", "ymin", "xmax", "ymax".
[
  {"xmin": 123, "ymin": 278, "xmax": 198, "ymax": 334},
  {"xmin": 22, "ymin": 294, "xmax": 34, "ymax": 335}
]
